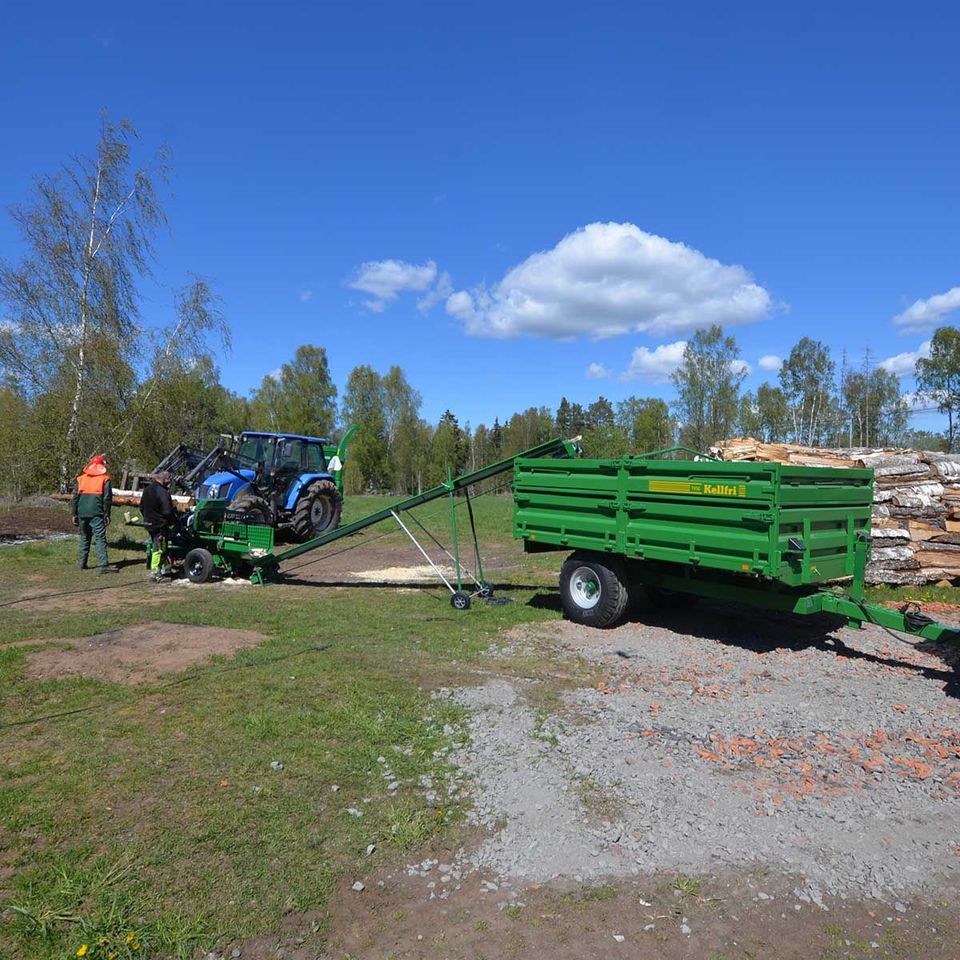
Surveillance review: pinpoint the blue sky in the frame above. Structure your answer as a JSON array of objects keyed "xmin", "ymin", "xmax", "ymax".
[{"xmin": 2, "ymin": 0, "xmax": 958, "ymax": 432}]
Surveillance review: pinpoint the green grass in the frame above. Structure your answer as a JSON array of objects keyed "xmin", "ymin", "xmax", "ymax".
[
  {"xmin": 0, "ymin": 497, "xmax": 566, "ymax": 959},
  {"xmin": 6, "ymin": 496, "xmax": 955, "ymax": 958}
]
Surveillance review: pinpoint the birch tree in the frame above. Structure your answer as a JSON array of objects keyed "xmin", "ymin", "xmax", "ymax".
[
  {"xmin": 778, "ymin": 338, "xmax": 836, "ymax": 445},
  {"xmin": 672, "ymin": 325, "xmax": 746, "ymax": 450},
  {"xmin": 0, "ymin": 117, "xmax": 168, "ymax": 487},
  {"xmin": 916, "ymin": 326, "xmax": 960, "ymax": 452}
]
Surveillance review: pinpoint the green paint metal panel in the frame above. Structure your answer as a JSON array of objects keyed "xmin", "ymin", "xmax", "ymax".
[{"xmin": 514, "ymin": 455, "xmax": 873, "ymax": 587}]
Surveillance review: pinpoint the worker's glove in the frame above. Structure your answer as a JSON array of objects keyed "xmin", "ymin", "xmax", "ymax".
[
  {"xmin": 72, "ymin": 516, "xmax": 79, "ymax": 527},
  {"xmin": 104, "ymin": 515, "xmax": 111, "ymax": 526}
]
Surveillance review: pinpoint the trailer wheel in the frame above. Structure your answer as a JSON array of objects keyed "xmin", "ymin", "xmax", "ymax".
[
  {"xmin": 184, "ymin": 547, "xmax": 215, "ymax": 584},
  {"xmin": 560, "ymin": 551, "xmax": 630, "ymax": 628}
]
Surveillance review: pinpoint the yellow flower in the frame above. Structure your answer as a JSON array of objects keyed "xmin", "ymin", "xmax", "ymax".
[
  {"xmin": 126, "ymin": 933, "xmax": 134, "ymax": 943},
  {"xmin": 76, "ymin": 947, "xmax": 89, "ymax": 958},
  {"xmin": 132, "ymin": 942, "xmax": 141, "ymax": 950}
]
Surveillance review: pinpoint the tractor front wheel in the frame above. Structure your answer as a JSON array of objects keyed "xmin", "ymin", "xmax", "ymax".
[
  {"xmin": 231, "ymin": 494, "xmax": 270, "ymax": 524},
  {"xmin": 184, "ymin": 547, "xmax": 215, "ymax": 584},
  {"xmin": 559, "ymin": 551, "xmax": 630, "ymax": 628},
  {"xmin": 291, "ymin": 480, "xmax": 343, "ymax": 541}
]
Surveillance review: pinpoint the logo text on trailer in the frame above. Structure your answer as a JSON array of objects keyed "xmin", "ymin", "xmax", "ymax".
[{"xmin": 648, "ymin": 480, "xmax": 747, "ymax": 497}]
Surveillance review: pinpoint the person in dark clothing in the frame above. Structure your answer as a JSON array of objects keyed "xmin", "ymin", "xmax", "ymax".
[
  {"xmin": 139, "ymin": 471, "xmax": 178, "ymax": 580},
  {"xmin": 71, "ymin": 454, "xmax": 117, "ymax": 573}
]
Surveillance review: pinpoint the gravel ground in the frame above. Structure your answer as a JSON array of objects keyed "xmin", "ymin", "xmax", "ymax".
[{"xmin": 441, "ymin": 604, "xmax": 960, "ymax": 905}]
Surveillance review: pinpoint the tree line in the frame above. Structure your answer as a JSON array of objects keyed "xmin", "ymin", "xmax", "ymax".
[{"xmin": 2, "ymin": 118, "xmax": 959, "ymax": 500}]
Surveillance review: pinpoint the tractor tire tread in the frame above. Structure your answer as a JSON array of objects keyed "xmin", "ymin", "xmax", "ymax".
[{"xmin": 291, "ymin": 479, "xmax": 343, "ymax": 542}]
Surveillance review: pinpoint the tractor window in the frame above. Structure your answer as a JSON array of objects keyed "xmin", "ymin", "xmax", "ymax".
[
  {"xmin": 277, "ymin": 440, "xmax": 305, "ymax": 472},
  {"xmin": 305, "ymin": 443, "xmax": 327, "ymax": 472},
  {"xmin": 237, "ymin": 436, "xmax": 275, "ymax": 468}
]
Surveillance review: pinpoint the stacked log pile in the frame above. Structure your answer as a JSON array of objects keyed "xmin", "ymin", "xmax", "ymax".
[{"xmin": 711, "ymin": 438, "xmax": 960, "ymax": 585}]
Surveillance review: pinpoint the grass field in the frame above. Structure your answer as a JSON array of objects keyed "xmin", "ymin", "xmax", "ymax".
[
  {"xmin": 0, "ymin": 495, "xmax": 566, "ymax": 960},
  {"xmin": 2, "ymin": 493, "xmax": 954, "ymax": 959}
]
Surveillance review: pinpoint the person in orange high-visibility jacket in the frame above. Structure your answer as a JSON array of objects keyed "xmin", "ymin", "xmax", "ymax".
[{"xmin": 70, "ymin": 454, "xmax": 118, "ymax": 573}]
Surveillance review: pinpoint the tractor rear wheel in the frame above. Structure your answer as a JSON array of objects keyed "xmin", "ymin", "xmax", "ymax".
[
  {"xmin": 291, "ymin": 479, "xmax": 343, "ymax": 542},
  {"xmin": 231, "ymin": 494, "xmax": 270, "ymax": 524},
  {"xmin": 559, "ymin": 551, "xmax": 630, "ymax": 628}
]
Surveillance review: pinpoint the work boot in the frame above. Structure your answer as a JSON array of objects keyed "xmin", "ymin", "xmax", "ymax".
[
  {"xmin": 97, "ymin": 565, "xmax": 119, "ymax": 574},
  {"xmin": 79, "ymin": 561, "xmax": 89, "ymax": 570}
]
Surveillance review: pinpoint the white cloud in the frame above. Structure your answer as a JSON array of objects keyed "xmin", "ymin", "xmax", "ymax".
[
  {"xmin": 445, "ymin": 222, "xmax": 772, "ymax": 340},
  {"xmin": 879, "ymin": 340, "xmax": 931, "ymax": 376},
  {"xmin": 730, "ymin": 358, "xmax": 752, "ymax": 377},
  {"xmin": 893, "ymin": 286, "xmax": 960, "ymax": 331},
  {"xmin": 585, "ymin": 362, "xmax": 611, "ymax": 380},
  {"xmin": 446, "ymin": 290, "xmax": 475, "ymax": 321},
  {"xmin": 758, "ymin": 354, "xmax": 783, "ymax": 372},
  {"xmin": 417, "ymin": 271, "xmax": 453, "ymax": 312},
  {"xmin": 621, "ymin": 340, "xmax": 687, "ymax": 382},
  {"xmin": 299, "ymin": 289, "xmax": 314, "ymax": 303},
  {"xmin": 266, "ymin": 367, "xmax": 283, "ymax": 381},
  {"xmin": 348, "ymin": 258, "xmax": 438, "ymax": 311}
]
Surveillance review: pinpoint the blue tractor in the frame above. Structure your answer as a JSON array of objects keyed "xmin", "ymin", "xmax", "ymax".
[{"xmin": 192, "ymin": 427, "xmax": 356, "ymax": 542}]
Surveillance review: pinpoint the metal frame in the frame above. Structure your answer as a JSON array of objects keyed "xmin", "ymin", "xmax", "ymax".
[{"xmin": 248, "ymin": 437, "xmax": 580, "ymax": 596}]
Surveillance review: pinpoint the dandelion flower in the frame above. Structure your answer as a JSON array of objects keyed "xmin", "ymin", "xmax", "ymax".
[
  {"xmin": 126, "ymin": 932, "xmax": 135, "ymax": 942},
  {"xmin": 76, "ymin": 947, "xmax": 89, "ymax": 958}
]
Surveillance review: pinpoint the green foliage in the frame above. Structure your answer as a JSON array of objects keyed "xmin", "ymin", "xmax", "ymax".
[
  {"xmin": 616, "ymin": 396, "xmax": 673, "ymax": 453},
  {"xmin": 341, "ymin": 364, "xmax": 390, "ymax": 493},
  {"xmin": 841, "ymin": 362, "xmax": 908, "ymax": 446},
  {"xmin": 0, "ymin": 117, "xmax": 168, "ymax": 486},
  {"xmin": 0, "ymin": 385, "xmax": 33, "ymax": 499},
  {"xmin": 672, "ymin": 324, "xmax": 746, "ymax": 451},
  {"xmin": 916, "ymin": 326, "xmax": 960, "ymax": 451},
  {"xmin": 755, "ymin": 382, "xmax": 790, "ymax": 441},
  {"xmin": 500, "ymin": 407, "xmax": 555, "ymax": 458},
  {"xmin": 382, "ymin": 366, "xmax": 429, "ymax": 494},
  {"xmin": 427, "ymin": 410, "xmax": 468, "ymax": 485},
  {"xmin": 779, "ymin": 337, "xmax": 835, "ymax": 445},
  {"xmin": 248, "ymin": 345, "xmax": 337, "ymax": 438},
  {"xmin": 903, "ymin": 428, "xmax": 949, "ymax": 452}
]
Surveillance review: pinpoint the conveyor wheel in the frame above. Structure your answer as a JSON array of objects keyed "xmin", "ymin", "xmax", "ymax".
[{"xmin": 451, "ymin": 590, "xmax": 472, "ymax": 611}]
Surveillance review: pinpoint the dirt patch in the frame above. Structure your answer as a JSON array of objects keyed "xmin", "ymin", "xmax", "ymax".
[
  {"xmin": 24, "ymin": 621, "xmax": 268, "ymax": 684},
  {"xmin": 0, "ymin": 506, "xmax": 75, "ymax": 539},
  {"xmin": 319, "ymin": 862, "xmax": 960, "ymax": 959}
]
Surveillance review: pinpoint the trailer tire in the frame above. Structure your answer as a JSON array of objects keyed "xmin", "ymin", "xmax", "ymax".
[
  {"xmin": 291, "ymin": 479, "xmax": 343, "ymax": 542},
  {"xmin": 185, "ymin": 547, "xmax": 215, "ymax": 584},
  {"xmin": 560, "ymin": 551, "xmax": 630, "ymax": 628}
]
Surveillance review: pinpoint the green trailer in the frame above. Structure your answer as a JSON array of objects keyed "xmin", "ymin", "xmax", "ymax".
[{"xmin": 513, "ymin": 450, "xmax": 960, "ymax": 643}]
